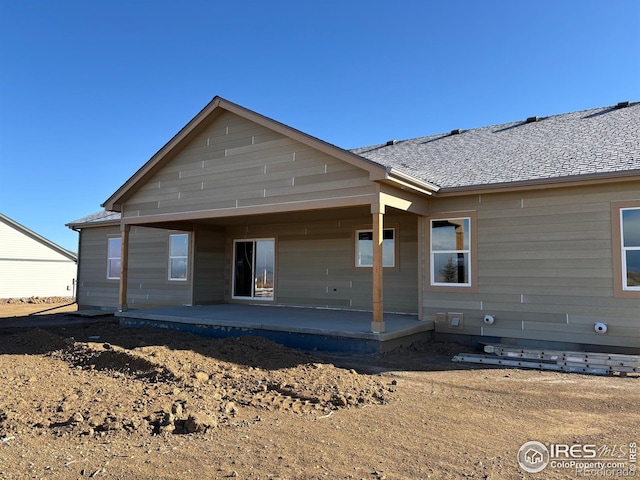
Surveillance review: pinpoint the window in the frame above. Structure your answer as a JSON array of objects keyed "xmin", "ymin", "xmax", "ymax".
[
  {"xmin": 430, "ymin": 218, "xmax": 471, "ymax": 286},
  {"xmin": 169, "ymin": 233, "xmax": 189, "ymax": 281},
  {"xmin": 621, "ymin": 207, "xmax": 640, "ymax": 290},
  {"xmin": 107, "ymin": 237, "xmax": 121, "ymax": 280},
  {"xmin": 233, "ymin": 239, "xmax": 275, "ymax": 300},
  {"xmin": 355, "ymin": 228, "xmax": 395, "ymax": 267}
]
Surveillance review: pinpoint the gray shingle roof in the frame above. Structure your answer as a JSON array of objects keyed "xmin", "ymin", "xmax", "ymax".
[
  {"xmin": 71, "ymin": 102, "xmax": 640, "ymax": 229},
  {"xmin": 351, "ymin": 103, "xmax": 640, "ymax": 189},
  {"xmin": 66, "ymin": 210, "xmax": 121, "ymax": 227}
]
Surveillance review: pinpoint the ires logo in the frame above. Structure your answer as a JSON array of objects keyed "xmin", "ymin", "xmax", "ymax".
[
  {"xmin": 518, "ymin": 441, "xmax": 550, "ymax": 473},
  {"xmin": 549, "ymin": 443, "xmax": 597, "ymax": 458},
  {"xmin": 518, "ymin": 441, "xmax": 637, "ymax": 474}
]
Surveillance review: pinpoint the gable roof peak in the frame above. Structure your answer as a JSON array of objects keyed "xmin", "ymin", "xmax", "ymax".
[
  {"xmin": 102, "ymin": 96, "xmax": 391, "ymax": 212},
  {"xmin": 0, "ymin": 213, "xmax": 77, "ymax": 260}
]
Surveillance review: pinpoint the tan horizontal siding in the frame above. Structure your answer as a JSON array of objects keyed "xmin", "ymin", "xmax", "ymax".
[
  {"xmin": 480, "ymin": 227, "xmax": 611, "ymax": 244},
  {"xmin": 478, "ymin": 284, "xmax": 613, "ymax": 297},
  {"xmin": 234, "ymin": 185, "xmax": 374, "ymax": 210},
  {"xmin": 522, "ymin": 187, "xmax": 640, "ymax": 207},
  {"xmin": 83, "ymin": 204, "xmax": 416, "ymax": 314},
  {"xmin": 128, "ymin": 200, "xmax": 234, "ymax": 217},
  {"xmin": 481, "ymin": 267, "xmax": 613, "ymax": 280},
  {"xmin": 433, "ymin": 311, "xmax": 640, "ymax": 347},
  {"xmin": 425, "ymin": 181, "xmax": 640, "ymax": 349},
  {"xmin": 475, "ymin": 301, "xmax": 636, "ymax": 319},
  {"xmin": 480, "ymin": 210, "xmax": 610, "ymax": 227},
  {"xmin": 77, "ymin": 226, "xmax": 192, "ymax": 309},
  {"xmin": 225, "ymin": 137, "xmax": 299, "ymax": 158},
  {"xmin": 566, "ymin": 313, "xmax": 640, "ymax": 329},
  {"xmin": 479, "ymin": 220, "xmax": 609, "ymax": 237},
  {"xmin": 224, "ymin": 209, "xmax": 418, "ymax": 313},
  {"xmin": 127, "ymin": 227, "xmax": 192, "ymax": 307},
  {"xmin": 193, "ymin": 227, "xmax": 225, "ymax": 305},
  {"xmin": 479, "ymin": 249, "xmax": 610, "ymax": 261},
  {"xmin": 77, "ymin": 227, "xmax": 120, "ymax": 309},
  {"xmin": 123, "ymin": 111, "xmax": 374, "ymax": 220}
]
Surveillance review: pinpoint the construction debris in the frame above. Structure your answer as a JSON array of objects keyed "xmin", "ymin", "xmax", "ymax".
[{"xmin": 452, "ymin": 344, "xmax": 640, "ymax": 376}]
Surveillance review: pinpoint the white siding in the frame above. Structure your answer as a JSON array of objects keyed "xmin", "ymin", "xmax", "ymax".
[
  {"xmin": 0, "ymin": 221, "xmax": 69, "ymax": 260},
  {"xmin": 0, "ymin": 220, "xmax": 77, "ymax": 298},
  {"xmin": 0, "ymin": 260, "xmax": 76, "ymax": 298}
]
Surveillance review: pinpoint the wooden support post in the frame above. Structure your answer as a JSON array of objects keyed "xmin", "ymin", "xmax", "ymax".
[
  {"xmin": 371, "ymin": 208, "xmax": 385, "ymax": 333},
  {"xmin": 119, "ymin": 224, "xmax": 130, "ymax": 312},
  {"xmin": 417, "ymin": 216, "xmax": 425, "ymax": 321}
]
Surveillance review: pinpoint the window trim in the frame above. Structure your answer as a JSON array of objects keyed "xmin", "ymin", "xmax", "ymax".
[
  {"xmin": 231, "ymin": 237, "xmax": 276, "ymax": 301},
  {"xmin": 106, "ymin": 236, "xmax": 122, "ymax": 280},
  {"xmin": 427, "ymin": 211, "xmax": 478, "ymax": 293},
  {"xmin": 612, "ymin": 201, "xmax": 640, "ymax": 299},
  {"xmin": 354, "ymin": 227, "xmax": 397, "ymax": 269},
  {"xmin": 168, "ymin": 233, "xmax": 190, "ymax": 282}
]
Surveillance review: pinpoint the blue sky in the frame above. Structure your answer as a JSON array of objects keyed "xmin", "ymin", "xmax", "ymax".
[{"xmin": 1, "ymin": 0, "xmax": 639, "ymax": 252}]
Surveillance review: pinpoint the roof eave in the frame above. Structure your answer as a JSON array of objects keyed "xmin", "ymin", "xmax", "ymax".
[
  {"xmin": 66, "ymin": 218, "xmax": 122, "ymax": 230},
  {"xmin": 435, "ymin": 169, "xmax": 640, "ymax": 196},
  {"xmin": 384, "ymin": 167, "xmax": 440, "ymax": 196}
]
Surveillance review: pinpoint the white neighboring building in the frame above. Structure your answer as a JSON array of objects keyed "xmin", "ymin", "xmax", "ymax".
[{"xmin": 0, "ymin": 213, "xmax": 77, "ymax": 299}]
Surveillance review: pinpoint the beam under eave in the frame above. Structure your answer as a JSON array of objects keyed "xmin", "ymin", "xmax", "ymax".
[{"xmin": 378, "ymin": 186, "xmax": 430, "ymax": 217}]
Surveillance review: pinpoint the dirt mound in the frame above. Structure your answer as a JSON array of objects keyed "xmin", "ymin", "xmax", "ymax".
[
  {"xmin": 0, "ymin": 297, "xmax": 74, "ymax": 305},
  {"xmin": 0, "ymin": 327, "xmax": 393, "ymax": 442},
  {"xmin": 0, "ymin": 327, "xmax": 73, "ymax": 354},
  {"xmin": 1, "ymin": 314, "xmax": 637, "ymax": 479}
]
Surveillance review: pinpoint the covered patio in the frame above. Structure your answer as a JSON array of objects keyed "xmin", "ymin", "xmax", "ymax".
[{"xmin": 116, "ymin": 304, "xmax": 434, "ymax": 353}]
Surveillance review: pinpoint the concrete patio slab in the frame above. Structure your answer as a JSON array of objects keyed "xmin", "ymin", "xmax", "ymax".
[{"xmin": 116, "ymin": 304, "xmax": 434, "ymax": 353}]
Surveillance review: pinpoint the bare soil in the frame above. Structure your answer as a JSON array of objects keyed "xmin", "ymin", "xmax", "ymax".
[
  {"xmin": 0, "ymin": 303, "xmax": 637, "ymax": 479},
  {"xmin": 0, "ymin": 298, "xmax": 76, "ymax": 317}
]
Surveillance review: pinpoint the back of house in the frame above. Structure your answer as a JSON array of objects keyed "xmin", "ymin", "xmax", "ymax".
[{"xmin": 68, "ymin": 98, "xmax": 640, "ymax": 353}]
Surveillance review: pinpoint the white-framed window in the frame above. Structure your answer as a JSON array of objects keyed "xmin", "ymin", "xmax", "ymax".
[
  {"xmin": 169, "ymin": 233, "xmax": 189, "ymax": 281},
  {"xmin": 621, "ymin": 207, "xmax": 640, "ymax": 290},
  {"xmin": 355, "ymin": 228, "xmax": 395, "ymax": 267},
  {"xmin": 107, "ymin": 237, "xmax": 122, "ymax": 280},
  {"xmin": 430, "ymin": 218, "xmax": 471, "ymax": 286}
]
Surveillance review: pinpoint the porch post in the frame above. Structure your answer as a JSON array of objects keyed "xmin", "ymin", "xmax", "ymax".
[
  {"xmin": 119, "ymin": 224, "xmax": 130, "ymax": 312},
  {"xmin": 371, "ymin": 206, "xmax": 385, "ymax": 333},
  {"xmin": 417, "ymin": 216, "xmax": 425, "ymax": 321}
]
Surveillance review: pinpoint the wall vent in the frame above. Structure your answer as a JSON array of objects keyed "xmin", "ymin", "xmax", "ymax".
[{"xmin": 447, "ymin": 312, "xmax": 464, "ymax": 329}]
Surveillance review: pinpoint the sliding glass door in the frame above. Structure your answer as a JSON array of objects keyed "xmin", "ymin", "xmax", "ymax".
[{"xmin": 232, "ymin": 239, "xmax": 275, "ymax": 300}]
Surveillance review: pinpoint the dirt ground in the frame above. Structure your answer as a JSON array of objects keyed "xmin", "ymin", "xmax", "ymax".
[{"xmin": 0, "ymin": 302, "xmax": 638, "ymax": 479}]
